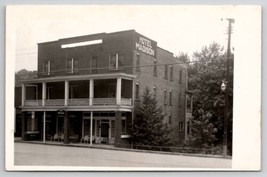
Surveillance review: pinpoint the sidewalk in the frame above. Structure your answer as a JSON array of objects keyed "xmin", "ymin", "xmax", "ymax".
[{"xmin": 14, "ymin": 138, "xmax": 232, "ymax": 159}]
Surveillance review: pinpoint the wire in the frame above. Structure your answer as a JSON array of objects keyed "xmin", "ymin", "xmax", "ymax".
[{"xmin": 15, "ymin": 57, "xmax": 233, "ymax": 77}]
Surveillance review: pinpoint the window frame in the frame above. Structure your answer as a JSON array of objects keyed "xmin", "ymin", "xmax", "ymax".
[
  {"xmin": 135, "ymin": 83, "xmax": 140, "ymax": 100},
  {"xmin": 164, "ymin": 89, "xmax": 167, "ymax": 105},
  {"xmin": 170, "ymin": 65, "xmax": 173, "ymax": 81},
  {"xmin": 164, "ymin": 64, "xmax": 168, "ymax": 79},
  {"xmin": 136, "ymin": 53, "xmax": 140, "ymax": 71},
  {"xmin": 66, "ymin": 58, "xmax": 79, "ymax": 74},
  {"xmin": 179, "ymin": 69, "xmax": 182, "ymax": 83},
  {"xmin": 153, "ymin": 59, "xmax": 157, "ymax": 76},
  {"xmin": 169, "ymin": 115, "xmax": 172, "ymax": 124},
  {"xmin": 91, "ymin": 56, "xmax": 97, "ymax": 74},
  {"xmin": 179, "ymin": 121, "xmax": 184, "ymax": 131},
  {"xmin": 43, "ymin": 60, "xmax": 51, "ymax": 76},
  {"xmin": 169, "ymin": 91, "xmax": 172, "ymax": 106},
  {"xmin": 109, "ymin": 53, "xmax": 124, "ymax": 71}
]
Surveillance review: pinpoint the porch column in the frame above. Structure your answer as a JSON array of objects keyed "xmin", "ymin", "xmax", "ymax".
[
  {"xmin": 132, "ymin": 80, "xmax": 135, "ymax": 106},
  {"xmin": 42, "ymin": 82, "xmax": 46, "ymax": 106},
  {"xmin": 21, "ymin": 83, "xmax": 25, "ymax": 106},
  {"xmin": 114, "ymin": 111, "xmax": 122, "ymax": 147},
  {"xmin": 89, "ymin": 79, "xmax": 94, "ymax": 106},
  {"xmin": 31, "ymin": 111, "xmax": 35, "ymax": 131},
  {"xmin": 43, "ymin": 111, "xmax": 46, "ymax": 142},
  {"xmin": 21, "ymin": 111, "xmax": 27, "ymax": 140},
  {"xmin": 65, "ymin": 80, "xmax": 69, "ymax": 106},
  {"xmin": 90, "ymin": 111, "xmax": 93, "ymax": 146},
  {"xmin": 116, "ymin": 77, "xmax": 122, "ymax": 105},
  {"xmin": 64, "ymin": 111, "xmax": 70, "ymax": 144}
]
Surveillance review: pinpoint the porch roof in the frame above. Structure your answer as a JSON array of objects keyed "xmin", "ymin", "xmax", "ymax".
[{"xmin": 21, "ymin": 73, "xmax": 136, "ymax": 84}]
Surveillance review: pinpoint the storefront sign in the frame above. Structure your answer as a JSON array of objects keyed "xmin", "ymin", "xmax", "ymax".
[
  {"xmin": 134, "ymin": 33, "xmax": 157, "ymax": 58},
  {"xmin": 57, "ymin": 109, "xmax": 65, "ymax": 116}
]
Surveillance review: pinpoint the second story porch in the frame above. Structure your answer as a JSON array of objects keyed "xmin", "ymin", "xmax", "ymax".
[{"xmin": 21, "ymin": 73, "xmax": 135, "ymax": 111}]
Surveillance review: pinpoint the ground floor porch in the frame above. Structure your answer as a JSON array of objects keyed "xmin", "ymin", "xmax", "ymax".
[{"xmin": 19, "ymin": 110, "xmax": 132, "ymax": 147}]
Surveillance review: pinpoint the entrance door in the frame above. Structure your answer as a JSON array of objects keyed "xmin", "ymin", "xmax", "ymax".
[{"xmin": 101, "ymin": 122, "xmax": 109, "ymax": 144}]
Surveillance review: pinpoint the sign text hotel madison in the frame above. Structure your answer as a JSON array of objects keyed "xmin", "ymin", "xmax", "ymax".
[{"xmin": 134, "ymin": 33, "xmax": 157, "ymax": 58}]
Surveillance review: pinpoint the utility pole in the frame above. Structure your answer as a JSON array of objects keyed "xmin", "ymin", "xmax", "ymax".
[{"xmin": 223, "ymin": 18, "xmax": 234, "ymax": 157}]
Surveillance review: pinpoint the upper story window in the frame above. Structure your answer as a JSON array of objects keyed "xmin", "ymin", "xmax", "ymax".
[
  {"xmin": 170, "ymin": 65, "xmax": 173, "ymax": 81},
  {"xmin": 169, "ymin": 115, "xmax": 172, "ymax": 124},
  {"xmin": 169, "ymin": 91, "xmax": 172, "ymax": 106},
  {"xmin": 164, "ymin": 89, "xmax": 167, "ymax": 105},
  {"xmin": 136, "ymin": 53, "xmax": 140, "ymax": 71},
  {"xmin": 135, "ymin": 83, "xmax": 140, "ymax": 100},
  {"xmin": 153, "ymin": 59, "xmax": 157, "ymax": 76},
  {"xmin": 179, "ymin": 92, "xmax": 182, "ymax": 107},
  {"xmin": 179, "ymin": 69, "xmax": 182, "ymax": 83},
  {"xmin": 164, "ymin": 65, "xmax": 168, "ymax": 79},
  {"xmin": 153, "ymin": 86, "xmax": 157, "ymax": 98},
  {"xmin": 179, "ymin": 121, "xmax": 184, "ymax": 131},
  {"xmin": 109, "ymin": 54, "xmax": 124, "ymax": 71},
  {"xmin": 43, "ymin": 60, "xmax": 53, "ymax": 75},
  {"xmin": 66, "ymin": 58, "xmax": 79, "ymax": 74},
  {"xmin": 91, "ymin": 56, "xmax": 97, "ymax": 74},
  {"xmin": 186, "ymin": 95, "xmax": 191, "ymax": 113}
]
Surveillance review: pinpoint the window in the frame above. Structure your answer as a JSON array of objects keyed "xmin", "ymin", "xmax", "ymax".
[
  {"xmin": 109, "ymin": 54, "xmax": 124, "ymax": 70},
  {"xmin": 164, "ymin": 89, "xmax": 167, "ymax": 105},
  {"xmin": 179, "ymin": 122, "xmax": 184, "ymax": 131},
  {"xmin": 135, "ymin": 83, "xmax": 140, "ymax": 100},
  {"xmin": 187, "ymin": 121, "xmax": 191, "ymax": 135},
  {"xmin": 186, "ymin": 95, "xmax": 192, "ymax": 113},
  {"xmin": 121, "ymin": 119, "xmax": 126, "ymax": 135},
  {"xmin": 179, "ymin": 92, "xmax": 182, "ymax": 107},
  {"xmin": 91, "ymin": 56, "xmax": 97, "ymax": 74},
  {"xmin": 43, "ymin": 60, "xmax": 51, "ymax": 75},
  {"xmin": 170, "ymin": 65, "xmax": 173, "ymax": 81},
  {"xmin": 136, "ymin": 53, "xmax": 140, "ymax": 71},
  {"xmin": 66, "ymin": 58, "xmax": 79, "ymax": 74},
  {"xmin": 153, "ymin": 59, "xmax": 157, "ymax": 76},
  {"xmin": 179, "ymin": 69, "xmax": 182, "ymax": 83},
  {"xmin": 164, "ymin": 65, "xmax": 168, "ymax": 79},
  {"xmin": 169, "ymin": 91, "xmax": 172, "ymax": 106},
  {"xmin": 153, "ymin": 86, "xmax": 157, "ymax": 99},
  {"xmin": 169, "ymin": 115, "xmax": 172, "ymax": 124},
  {"xmin": 109, "ymin": 54, "xmax": 117, "ymax": 70}
]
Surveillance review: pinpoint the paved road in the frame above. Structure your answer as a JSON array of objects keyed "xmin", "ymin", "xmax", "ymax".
[{"xmin": 14, "ymin": 142, "xmax": 231, "ymax": 169}]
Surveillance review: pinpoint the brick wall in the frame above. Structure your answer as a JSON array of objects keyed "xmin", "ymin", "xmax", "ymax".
[
  {"xmin": 133, "ymin": 46, "xmax": 187, "ymax": 145},
  {"xmin": 37, "ymin": 30, "xmax": 135, "ymax": 78}
]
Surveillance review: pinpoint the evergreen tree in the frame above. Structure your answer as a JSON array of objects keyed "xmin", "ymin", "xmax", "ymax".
[{"xmin": 131, "ymin": 87, "xmax": 172, "ymax": 148}]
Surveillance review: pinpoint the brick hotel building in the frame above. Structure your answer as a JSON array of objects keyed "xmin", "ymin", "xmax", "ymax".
[{"xmin": 16, "ymin": 30, "xmax": 188, "ymax": 147}]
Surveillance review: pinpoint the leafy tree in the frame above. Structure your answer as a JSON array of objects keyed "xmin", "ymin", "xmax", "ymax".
[
  {"xmin": 131, "ymin": 87, "xmax": 172, "ymax": 148},
  {"xmin": 188, "ymin": 42, "xmax": 233, "ymax": 152},
  {"xmin": 190, "ymin": 108, "xmax": 218, "ymax": 148},
  {"xmin": 175, "ymin": 52, "xmax": 190, "ymax": 63}
]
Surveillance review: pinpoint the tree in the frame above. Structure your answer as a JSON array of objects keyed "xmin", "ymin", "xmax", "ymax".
[
  {"xmin": 131, "ymin": 87, "xmax": 172, "ymax": 148},
  {"xmin": 188, "ymin": 42, "xmax": 233, "ymax": 151},
  {"xmin": 175, "ymin": 52, "xmax": 190, "ymax": 63}
]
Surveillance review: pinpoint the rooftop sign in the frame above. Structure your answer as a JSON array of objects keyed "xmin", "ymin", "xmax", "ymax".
[{"xmin": 134, "ymin": 33, "xmax": 157, "ymax": 58}]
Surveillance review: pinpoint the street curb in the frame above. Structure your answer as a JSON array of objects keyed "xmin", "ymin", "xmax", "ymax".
[{"xmin": 15, "ymin": 140, "xmax": 232, "ymax": 160}]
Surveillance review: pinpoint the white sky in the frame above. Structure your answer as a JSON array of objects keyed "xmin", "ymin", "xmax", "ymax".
[{"xmin": 13, "ymin": 5, "xmax": 236, "ymax": 71}]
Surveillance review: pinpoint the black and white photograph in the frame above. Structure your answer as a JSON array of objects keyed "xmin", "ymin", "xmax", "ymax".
[{"xmin": 5, "ymin": 5, "xmax": 261, "ymax": 171}]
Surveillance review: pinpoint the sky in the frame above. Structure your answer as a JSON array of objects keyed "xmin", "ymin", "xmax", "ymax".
[{"xmin": 13, "ymin": 5, "xmax": 236, "ymax": 71}]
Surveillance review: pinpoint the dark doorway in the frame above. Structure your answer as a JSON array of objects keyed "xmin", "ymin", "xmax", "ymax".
[{"xmin": 101, "ymin": 123, "xmax": 109, "ymax": 138}]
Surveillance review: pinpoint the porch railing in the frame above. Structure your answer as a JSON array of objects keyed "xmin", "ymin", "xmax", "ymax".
[
  {"xmin": 45, "ymin": 99, "xmax": 65, "ymax": 106},
  {"xmin": 24, "ymin": 100, "xmax": 42, "ymax": 106},
  {"xmin": 68, "ymin": 99, "xmax": 90, "ymax": 106},
  {"xmin": 23, "ymin": 98, "xmax": 132, "ymax": 107},
  {"xmin": 121, "ymin": 98, "xmax": 132, "ymax": 106},
  {"xmin": 93, "ymin": 98, "xmax": 116, "ymax": 105}
]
